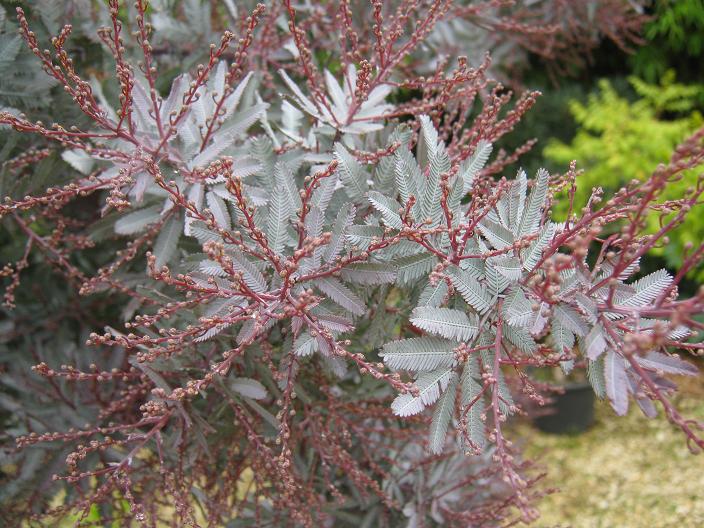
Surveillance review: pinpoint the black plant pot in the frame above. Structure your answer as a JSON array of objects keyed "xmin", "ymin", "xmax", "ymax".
[{"xmin": 533, "ymin": 382, "xmax": 595, "ymax": 434}]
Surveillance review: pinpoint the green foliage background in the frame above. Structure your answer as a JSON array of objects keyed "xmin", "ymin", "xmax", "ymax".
[{"xmin": 502, "ymin": 0, "xmax": 704, "ymax": 285}]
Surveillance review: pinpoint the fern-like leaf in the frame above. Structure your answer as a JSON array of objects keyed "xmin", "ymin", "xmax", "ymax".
[
  {"xmin": 368, "ymin": 191, "xmax": 403, "ymax": 229},
  {"xmin": 491, "ymin": 256, "xmax": 522, "ymax": 281},
  {"xmin": 316, "ymin": 277, "xmax": 366, "ymax": 316},
  {"xmin": 502, "ymin": 286, "xmax": 534, "ymax": 327},
  {"xmin": 521, "ymin": 222, "xmax": 555, "ymax": 270},
  {"xmin": 583, "ymin": 323, "xmax": 607, "ymax": 360},
  {"xmin": 418, "ymin": 279, "xmax": 449, "ymax": 308},
  {"xmin": 341, "ymin": 263, "xmax": 397, "ymax": 285},
  {"xmin": 428, "ymin": 373, "xmax": 458, "ymax": 454},
  {"xmin": 391, "ymin": 367, "xmax": 454, "ymax": 417},
  {"xmin": 114, "ymin": 206, "xmax": 161, "ymax": 235},
  {"xmin": 623, "ymin": 269, "xmax": 673, "ymax": 307},
  {"xmin": 324, "ymin": 203, "xmax": 355, "ymax": 263},
  {"xmin": 605, "ymin": 349, "xmax": 629, "ymax": 416},
  {"xmin": 335, "ymin": 143, "xmax": 368, "ymax": 200},
  {"xmin": 478, "ymin": 219, "xmax": 514, "ymax": 250},
  {"xmin": 394, "ymin": 253, "xmax": 436, "ymax": 286},
  {"xmin": 553, "ymin": 303, "xmax": 589, "ymax": 337},
  {"xmin": 266, "ymin": 187, "xmax": 291, "ymax": 255},
  {"xmin": 381, "ymin": 337, "xmax": 457, "ymax": 371},
  {"xmin": 394, "ymin": 147, "xmax": 422, "ymax": 216},
  {"xmin": 229, "ymin": 250, "xmax": 268, "ymax": 293},
  {"xmin": 461, "ymin": 356, "xmax": 485, "ymax": 451},
  {"xmin": 460, "ymin": 140, "xmax": 492, "ymax": 193},
  {"xmin": 345, "ymin": 225, "xmax": 384, "ymax": 250},
  {"xmin": 153, "ymin": 215, "xmax": 181, "ymax": 269},
  {"xmin": 206, "ymin": 191, "xmax": 231, "ymax": 230},
  {"xmin": 410, "ymin": 307, "xmax": 478, "ymax": 341},
  {"xmin": 518, "ymin": 168, "xmax": 549, "ymax": 237},
  {"xmin": 446, "ymin": 265, "xmax": 491, "ymax": 313},
  {"xmin": 588, "ymin": 356, "xmax": 607, "ymax": 399}
]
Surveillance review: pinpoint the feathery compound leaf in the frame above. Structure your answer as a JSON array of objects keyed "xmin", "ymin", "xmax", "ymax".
[
  {"xmin": 518, "ymin": 168, "xmax": 549, "ymax": 237},
  {"xmin": 341, "ymin": 263, "xmax": 397, "ymax": 285},
  {"xmin": 419, "ymin": 115, "xmax": 439, "ymax": 159},
  {"xmin": 394, "ymin": 147, "xmax": 422, "ymax": 211},
  {"xmin": 583, "ymin": 323, "xmax": 607, "ymax": 360},
  {"xmin": 315, "ymin": 312, "xmax": 353, "ymax": 333},
  {"xmin": 194, "ymin": 322, "xmax": 231, "ymax": 343},
  {"xmin": 279, "ymin": 68, "xmax": 321, "ymax": 118},
  {"xmin": 639, "ymin": 319, "xmax": 691, "ymax": 340},
  {"xmin": 335, "ymin": 142, "xmax": 368, "ymax": 200},
  {"xmin": 237, "ymin": 313, "xmax": 277, "ymax": 345},
  {"xmin": 199, "ymin": 259, "xmax": 226, "ymax": 276},
  {"xmin": 274, "ymin": 161, "xmax": 301, "ymax": 212},
  {"xmin": 502, "ymin": 286, "xmax": 534, "ymax": 327},
  {"xmin": 410, "ymin": 307, "xmax": 478, "ymax": 342},
  {"xmin": 311, "ymin": 170, "xmax": 339, "ymax": 213},
  {"xmin": 346, "ymin": 225, "xmax": 384, "ymax": 250},
  {"xmin": 508, "ymin": 170, "xmax": 528, "ymax": 230},
  {"xmin": 575, "ymin": 292, "xmax": 598, "ymax": 324},
  {"xmin": 229, "ymin": 250, "xmax": 268, "ymax": 293},
  {"xmin": 420, "ymin": 118, "xmax": 449, "ymax": 226},
  {"xmin": 550, "ymin": 318, "xmax": 575, "ymax": 355},
  {"xmin": 250, "ymin": 135, "xmax": 275, "ymax": 187},
  {"xmin": 521, "ymin": 222, "xmax": 555, "ymax": 271},
  {"xmin": 502, "ymin": 323, "xmax": 537, "ymax": 355},
  {"xmin": 623, "ymin": 269, "xmax": 673, "ymax": 307},
  {"xmin": 478, "ymin": 219, "xmax": 515, "ymax": 250},
  {"xmin": 203, "ymin": 296, "xmax": 244, "ymax": 318},
  {"xmin": 394, "ymin": 253, "xmax": 436, "ymax": 286},
  {"xmin": 391, "ymin": 367, "xmax": 454, "ymax": 417},
  {"xmin": 301, "ymin": 205, "xmax": 324, "ymax": 271},
  {"xmin": 597, "ymin": 256, "xmax": 642, "ymax": 283},
  {"xmin": 461, "ymin": 356, "xmax": 485, "ymax": 451},
  {"xmin": 423, "ymin": 143, "xmax": 449, "ymax": 226},
  {"xmin": 485, "ymin": 260, "xmax": 511, "ymax": 297},
  {"xmin": 230, "ymin": 377, "xmax": 267, "ymax": 400},
  {"xmin": 588, "ymin": 356, "xmax": 607, "ymax": 399},
  {"xmin": 447, "ymin": 265, "xmax": 491, "ymax": 313},
  {"xmin": 460, "ymin": 140, "xmax": 492, "ymax": 193},
  {"xmin": 428, "ymin": 372, "xmax": 458, "ymax": 454},
  {"xmin": 324, "ymin": 69, "xmax": 348, "ymax": 116},
  {"xmin": 153, "ymin": 215, "xmax": 181, "ymax": 269},
  {"xmin": 496, "ymin": 192, "xmax": 511, "ymax": 230},
  {"xmin": 189, "ymin": 221, "xmax": 222, "ymax": 245},
  {"xmin": 184, "ymin": 183, "xmax": 204, "ymax": 235},
  {"xmin": 294, "ymin": 332, "xmax": 319, "ymax": 357},
  {"xmin": 368, "ymin": 191, "xmax": 403, "ymax": 229},
  {"xmin": 490, "ymin": 256, "xmax": 522, "ymax": 281},
  {"xmin": 206, "ymin": 191, "xmax": 230, "ymax": 230},
  {"xmin": 605, "ymin": 349, "xmax": 629, "ymax": 415},
  {"xmin": 635, "ymin": 351, "xmax": 697, "ymax": 376},
  {"xmin": 324, "ymin": 203, "xmax": 355, "ymax": 263},
  {"xmin": 381, "ymin": 337, "xmax": 457, "ymax": 371},
  {"xmin": 114, "ymin": 205, "xmax": 161, "ymax": 235},
  {"xmin": 553, "ymin": 303, "xmax": 589, "ymax": 337},
  {"xmin": 418, "ymin": 279, "xmax": 449, "ymax": 308},
  {"xmin": 266, "ymin": 187, "xmax": 292, "ymax": 255},
  {"xmin": 315, "ymin": 277, "xmax": 366, "ymax": 316}
]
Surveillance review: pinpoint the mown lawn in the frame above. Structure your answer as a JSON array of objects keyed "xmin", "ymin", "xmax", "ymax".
[{"xmin": 520, "ymin": 377, "xmax": 704, "ymax": 528}]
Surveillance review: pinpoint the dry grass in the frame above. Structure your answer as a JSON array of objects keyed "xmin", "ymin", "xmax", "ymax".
[{"xmin": 519, "ymin": 377, "xmax": 704, "ymax": 528}]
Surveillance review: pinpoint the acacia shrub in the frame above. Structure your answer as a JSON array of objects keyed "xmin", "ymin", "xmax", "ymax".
[{"xmin": 0, "ymin": 1, "xmax": 702, "ymax": 527}]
